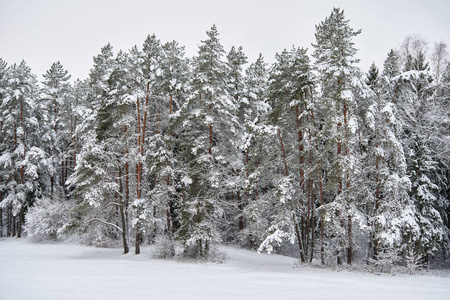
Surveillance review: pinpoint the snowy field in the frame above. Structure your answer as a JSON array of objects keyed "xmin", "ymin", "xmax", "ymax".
[{"xmin": 1, "ymin": 239, "xmax": 449, "ymax": 300}]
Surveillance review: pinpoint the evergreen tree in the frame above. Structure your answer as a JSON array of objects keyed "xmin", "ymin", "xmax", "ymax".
[
  {"xmin": 69, "ymin": 44, "xmax": 129, "ymax": 250},
  {"xmin": 366, "ymin": 62, "xmax": 379, "ymax": 90},
  {"xmin": 177, "ymin": 25, "xmax": 238, "ymax": 258},
  {"xmin": 432, "ymin": 62, "xmax": 450, "ymax": 259},
  {"xmin": 222, "ymin": 45, "xmax": 248, "ymax": 239},
  {"xmin": 238, "ymin": 54, "xmax": 271, "ymax": 248},
  {"xmin": 383, "ymin": 49, "xmax": 401, "ymax": 79},
  {"xmin": 0, "ymin": 59, "xmax": 10, "ymax": 238},
  {"xmin": 312, "ymin": 7, "xmax": 362, "ymax": 265},
  {"xmin": 364, "ymin": 56, "xmax": 413, "ymax": 268},
  {"xmin": 261, "ymin": 46, "xmax": 315, "ymax": 262},
  {"xmin": 389, "ymin": 39, "xmax": 444, "ymax": 266},
  {"xmin": 40, "ymin": 61, "xmax": 72, "ymax": 198},
  {"xmin": 0, "ymin": 61, "xmax": 41, "ymax": 238},
  {"xmin": 145, "ymin": 40, "xmax": 190, "ymax": 256},
  {"xmin": 126, "ymin": 35, "xmax": 165, "ymax": 254},
  {"xmin": 0, "ymin": 58, "xmax": 10, "ymax": 237}
]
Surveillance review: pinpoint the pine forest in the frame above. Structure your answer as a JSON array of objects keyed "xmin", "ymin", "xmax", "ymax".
[{"xmin": 1, "ymin": 8, "xmax": 449, "ymax": 272}]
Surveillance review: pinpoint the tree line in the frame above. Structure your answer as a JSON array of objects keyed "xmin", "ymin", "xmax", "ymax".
[{"xmin": 1, "ymin": 8, "xmax": 449, "ymax": 270}]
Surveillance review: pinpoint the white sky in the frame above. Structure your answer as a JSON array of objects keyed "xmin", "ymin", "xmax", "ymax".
[{"xmin": 1, "ymin": 0, "xmax": 449, "ymax": 82}]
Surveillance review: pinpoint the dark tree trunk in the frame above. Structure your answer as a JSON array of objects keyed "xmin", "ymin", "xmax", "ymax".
[
  {"xmin": 237, "ymin": 191, "xmax": 244, "ymax": 231},
  {"xmin": 7, "ymin": 205, "xmax": 12, "ymax": 237},
  {"xmin": 306, "ymin": 178, "xmax": 311, "ymax": 260},
  {"xmin": 294, "ymin": 213, "xmax": 306, "ymax": 262},
  {"xmin": 120, "ymin": 204, "xmax": 129, "ymax": 254},
  {"xmin": 17, "ymin": 208, "xmax": 24, "ymax": 238},
  {"xmin": 134, "ymin": 86, "xmax": 149, "ymax": 254},
  {"xmin": 118, "ymin": 167, "xmax": 129, "ymax": 254},
  {"xmin": 198, "ymin": 239, "xmax": 203, "ymax": 257},
  {"xmin": 65, "ymin": 157, "xmax": 69, "ymax": 190},
  {"xmin": 343, "ymin": 98, "xmax": 352, "ymax": 266},
  {"xmin": 125, "ymin": 124, "xmax": 130, "ymax": 246},
  {"xmin": 166, "ymin": 95, "xmax": 174, "ymax": 239},
  {"xmin": 204, "ymin": 239, "xmax": 210, "ymax": 256},
  {"xmin": 12, "ymin": 215, "xmax": 16, "ymax": 237},
  {"xmin": 61, "ymin": 152, "xmax": 65, "ymax": 189},
  {"xmin": 309, "ymin": 179, "xmax": 315, "ymax": 263},
  {"xmin": 319, "ymin": 168, "xmax": 325, "ymax": 265},
  {"xmin": 135, "ymin": 231, "xmax": 142, "ymax": 255},
  {"xmin": 347, "ymin": 215, "xmax": 352, "ymax": 265},
  {"xmin": 295, "ymin": 106, "xmax": 306, "ymax": 248},
  {"xmin": 50, "ymin": 176, "xmax": 54, "ymax": 199}
]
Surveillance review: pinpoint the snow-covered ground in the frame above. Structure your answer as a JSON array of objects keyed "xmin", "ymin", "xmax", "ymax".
[{"xmin": 1, "ymin": 239, "xmax": 449, "ymax": 300}]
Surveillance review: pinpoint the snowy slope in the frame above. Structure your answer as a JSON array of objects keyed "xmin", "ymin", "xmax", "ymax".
[{"xmin": 0, "ymin": 239, "xmax": 449, "ymax": 300}]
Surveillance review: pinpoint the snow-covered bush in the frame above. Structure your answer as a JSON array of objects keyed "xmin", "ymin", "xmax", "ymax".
[
  {"xmin": 152, "ymin": 235, "xmax": 176, "ymax": 259},
  {"xmin": 72, "ymin": 202, "xmax": 123, "ymax": 248},
  {"xmin": 78, "ymin": 221, "xmax": 122, "ymax": 248},
  {"xmin": 24, "ymin": 197, "xmax": 73, "ymax": 242}
]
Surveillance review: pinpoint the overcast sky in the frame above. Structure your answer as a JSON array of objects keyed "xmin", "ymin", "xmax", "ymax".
[{"xmin": 1, "ymin": 0, "xmax": 449, "ymax": 82}]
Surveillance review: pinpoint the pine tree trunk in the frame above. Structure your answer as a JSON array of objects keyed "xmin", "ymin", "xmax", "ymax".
[
  {"xmin": 343, "ymin": 98, "xmax": 352, "ymax": 265},
  {"xmin": 246, "ymin": 146, "xmax": 250, "ymax": 199},
  {"xmin": 337, "ymin": 212, "xmax": 344, "ymax": 265},
  {"xmin": 124, "ymin": 123, "xmax": 130, "ymax": 245},
  {"xmin": 61, "ymin": 151, "xmax": 65, "ymax": 188},
  {"xmin": 237, "ymin": 191, "xmax": 244, "ymax": 231},
  {"xmin": 337, "ymin": 120, "xmax": 343, "ymax": 265},
  {"xmin": 166, "ymin": 94, "xmax": 173, "ymax": 237},
  {"xmin": 17, "ymin": 207, "xmax": 24, "ymax": 238},
  {"xmin": 205, "ymin": 239, "xmax": 210, "ymax": 257},
  {"xmin": 118, "ymin": 167, "xmax": 129, "ymax": 254},
  {"xmin": 196, "ymin": 239, "xmax": 202, "ymax": 257},
  {"xmin": 135, "ymin": 113, "xmax": 141, "ymax": 254},
  {"xmin": 295, "ymin": 105, "xmax": 308, "ymax": 259},
  {"xmin": 309, "ymin": 97, "xmax": 325, "ymax": 265},
  {"xmin": 373, "ymin": 146, "xmax": 380, "ymax": 260},
  {"xmin": 120, "ymin": 202, "xmax": 129, "ymax": 254},
  {"xmin": 7, "ymin": 205, "xmax": 12, "ymax": 237},
  {"xmin": 65, "ymin": 157, "xmax": 69, "ymax": 190},
  {"xmin": 166, "ymin": 178, "xmax": 172, "ymax": 237},
  {"xmin": 306, "ymin": 179, "xmax": 311, "ymax": 261},
  {"xmin": 347, "ymin": 215, "xmax": 352, "ymax": 265},
  {"xmin": 71, "ymin": 114, "xmax": 74, "ymax": 168},
  {"xmin": 294, "ymin": 213, "xmax": 306, "ymax": 262},
  {"xmin": 319, "ymin": 168, "xmax": 325, "ymax": 265},
  {"xmin": 134, "ymin": 85, "xmax": 150, "ymax": 254},
  {"xmin": 135, "ymin": 231, "xmax": 141, "ymax": 255},
  {"xmin": 18, "ymin": 95, "xmax": 24, "ymax": 238},
  {"xmin": 209, "ymin": 124, "xmax": 213, "ymax": 156},
  {"xmin": 72, "ymin": 112, "xmax": 78, "ymax": 169},
  {"xmin": 295, "ymin": 105, "xmax": 305, "ymax": 192},
  {"xmin": 50, "ymin": 176, "xmax": 54, "ymax": 198},
  {"xmin": 12, "ymin": 215, "xmax": 16, "ymax": 237}
]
